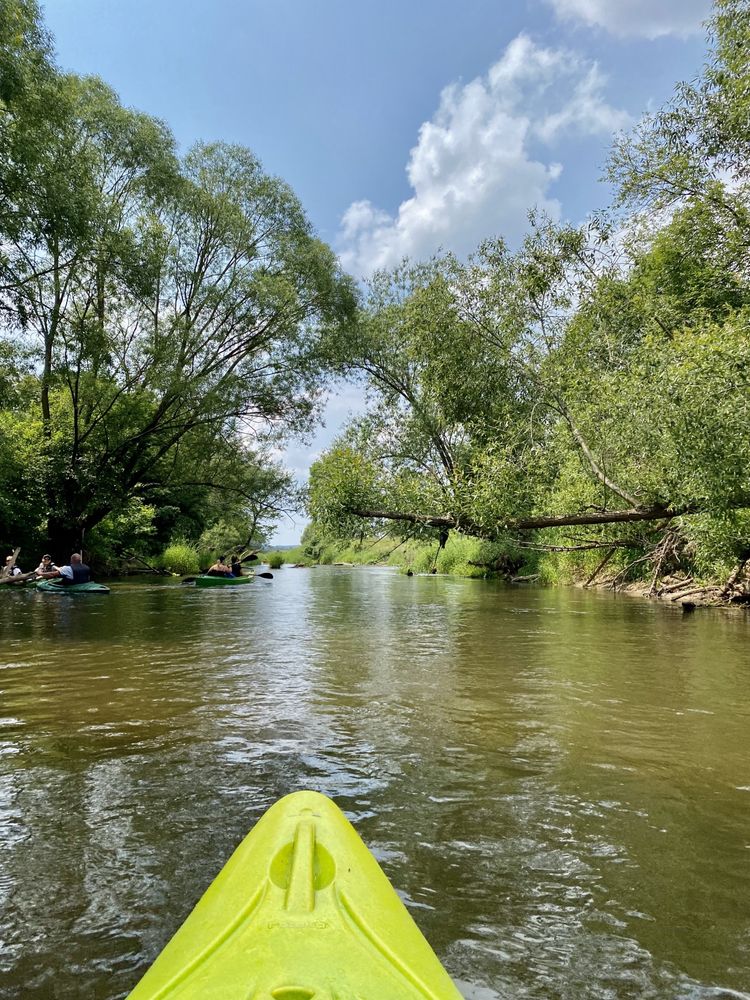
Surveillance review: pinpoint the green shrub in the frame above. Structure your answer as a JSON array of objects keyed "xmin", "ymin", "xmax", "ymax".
[
  {"xmin": 266, "ymin": 551, "xmax": 284, "ymax": 569},
  {"xmin": 282, "ymin": 545, "xmax": 306, "ymax": 564},
  {"xmin": 160, "ymin": 541, "xmax": 200, "ymax": 575},
  {"xmin": 86, "ymin": 497, "xmax": 157, "ymax": 571},
  {"xmin": 197, "ymin": 519, "xmax": 247, "ymax": 557}
]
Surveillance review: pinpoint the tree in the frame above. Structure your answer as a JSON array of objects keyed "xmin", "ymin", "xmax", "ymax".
[
  {"xmin": 310, "ymin": 203, "xmax": 750, "ymax": 567},
  {"xmin": 309, "ymin": 1, "xmax": 750, "ymax": 584},
  {"xmin": 36, "ymin": 139, "xmax": 355, "ymax": 550},
  {"xmin": 312, "ymin": 222, "xmax": 647, "ymax": 540},
  {"xmin": 608, "ymin": 0, "xmax": 750, "ymax": 236},
  {"xmin": 0, "ymin": 4, "xmax": 357, "ymax": 554}
]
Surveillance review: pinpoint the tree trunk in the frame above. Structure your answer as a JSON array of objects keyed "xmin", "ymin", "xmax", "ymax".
[
  {"xmin": 41, "ymin": 242, "xmax": 61, "ymax": 437},
  {"xmin": 347, "ymin": 503, "xmax": 700, "ymax": 535},
  {"xmin": 46, "ymin": 517, "xmax": 85, "ymax": 559}
]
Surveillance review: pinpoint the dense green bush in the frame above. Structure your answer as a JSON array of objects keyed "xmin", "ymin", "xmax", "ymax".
[{"xmin": 160, "ymin": 541, "xmax": 200, "ymax": 575}]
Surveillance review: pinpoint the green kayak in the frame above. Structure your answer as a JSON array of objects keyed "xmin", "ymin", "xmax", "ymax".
[
  {"xmin": 36, "ymin": 579, "xmax": 110, "ymax": 594},
  {"xmin": 194, "ymin": 574, "xmax": 253, "ymax": 588},
  {"xmin": 127, "ymin": 790, "xmax": 462, "ymax": 999}
]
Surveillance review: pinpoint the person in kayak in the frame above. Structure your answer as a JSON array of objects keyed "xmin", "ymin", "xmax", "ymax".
[
  {"xmin": 35, "ymin": 554, "xmax": 59, "ymax": 577},
  {"xmin": 4, "ymin": 555, "xmax": 22, "ymax": 576},
  {"xmin": 55, "ymin": 553, "xmax": 93, "ymax": 585},
  {"xmin": 207, "ymin": 556, "xmax": 233, "ymax": 577},
  {"xmin": 230, "ymin": 555, "xmax": 243, "ymax": 577}
]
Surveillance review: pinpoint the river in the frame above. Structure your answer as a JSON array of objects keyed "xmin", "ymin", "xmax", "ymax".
[{"xmin": 0, "ymin": 567, "xmax": 749, "ymax": 998}]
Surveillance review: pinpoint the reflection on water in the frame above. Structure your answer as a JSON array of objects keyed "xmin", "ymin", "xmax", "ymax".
[{"xmin": 1, "ymin": 569, "xmax": 749, "ymax": 999}]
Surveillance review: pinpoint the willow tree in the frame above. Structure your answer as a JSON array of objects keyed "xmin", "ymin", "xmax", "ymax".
[
  {"xmin": 311, "ymin": 222, "xmax": 658, "ymax": 543},
  {"xmin": 0, "ymin": 7, "xmax": 356, "ymax": 552},
  {"xmin": 309, "ymin": 0, "xmax": 750, "ymax": 588},
  {"xmin": 311, "ymin": 211, "xmax": 749, "ymax": 571}
]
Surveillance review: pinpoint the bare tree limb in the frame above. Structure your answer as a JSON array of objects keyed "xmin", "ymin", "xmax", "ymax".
[
  {"xmin": 347, "ymin": 503, "xmax": 704, "ymax": 535},
  {"xmin": 584, "ymin": 548, "xmax": 617, "ymax": 588}
]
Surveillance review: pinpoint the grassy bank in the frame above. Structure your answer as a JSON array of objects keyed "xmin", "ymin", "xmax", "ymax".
[
  {"xmin": 273, "ymin": 528, "xmax": 749, "ymax": 609},
  {"xmin": 278, "ymin": 531, "xmax": 524, "ymax": 578}
]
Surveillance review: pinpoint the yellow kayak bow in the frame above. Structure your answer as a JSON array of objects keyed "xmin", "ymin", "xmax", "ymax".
[{"xmin": 127, "ymin": 790, "xmax": 463, "ymax": 999}]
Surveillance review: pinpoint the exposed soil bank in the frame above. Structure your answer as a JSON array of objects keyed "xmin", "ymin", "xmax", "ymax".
[{"xmin": 577, "ymin": 572, "xmax": 750, "ymax": 612}]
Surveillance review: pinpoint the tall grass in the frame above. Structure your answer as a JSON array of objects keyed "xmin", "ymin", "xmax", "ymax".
[{"xmin": 160, "ymin": 541, "xmax": 200, "ymax": 575}]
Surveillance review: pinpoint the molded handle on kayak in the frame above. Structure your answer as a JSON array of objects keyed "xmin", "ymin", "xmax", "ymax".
[{"xmin": 127, "ymin": 790, "xmax": 463, "ymax": 1000}]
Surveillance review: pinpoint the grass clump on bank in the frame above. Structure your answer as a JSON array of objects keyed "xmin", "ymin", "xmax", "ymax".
[
  {"xmin": 159, "ymin": 541, "xmax": 201, "ymax": 576},
  {"xmin": 288, "ymin": 519, "xmax": 750, "ymax": 606},
  {"xmin": 292, "ymin": 525, "xmax": 526, "ymax": 578}
]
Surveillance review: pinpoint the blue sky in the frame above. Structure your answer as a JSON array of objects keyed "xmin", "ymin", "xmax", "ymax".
[{"xmin": 44, "ymin": 0, "xmax": 711, "ymax": 542}]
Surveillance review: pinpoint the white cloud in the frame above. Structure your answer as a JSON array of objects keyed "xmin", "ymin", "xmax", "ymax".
[
  {"xmin": 337, "ymin": 35, "xmax": 630, "ymax": 278},
  {"xmin": 545, "ymin": 0, "xmax": 710, "ymax": 39}
]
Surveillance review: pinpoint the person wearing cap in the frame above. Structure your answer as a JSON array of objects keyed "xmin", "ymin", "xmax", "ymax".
[{"xmin": 35, "ymin": 554, "xmax": 59, "ymax": 577}]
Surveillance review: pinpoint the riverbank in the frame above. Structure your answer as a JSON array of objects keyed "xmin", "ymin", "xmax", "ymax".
[
  {"xmin": 276, "ymin": 531, "xmax": 750, "ymax": 611},
  {"xmin": 583, "ymin": 574, "xmax": 750, "ymax": 611}
]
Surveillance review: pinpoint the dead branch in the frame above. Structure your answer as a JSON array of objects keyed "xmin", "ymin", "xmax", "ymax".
[
  {"xmin": 608, "ymin": 552, "xmax": 653, "ymax": 590},
  {"xmin": 659, "ymin": 577, "xmax": 694, "ymax": 594},
  {"xmin": 584, "ymin": 548, "xmax": 617, "ymax": 588},
  {"xmin": 123, "ymin": 551, "xmax": 170, "ymax": 575},
  {"xmin": 647, "ymin": 529, "xmax": 680, "ymax": 595},
  {"xmin": 0, "ymin": 570, "xmax": 37, "ymax": 586},
  {"xmin": 0, "ymin": 547, "xmax": 20, "ymax": 580},
  {"xmin": 670, "ymin": 586, "xmax": 722, "ymax": 602},
  {"xmin": 517, "ymin": 540, "xmax": 638, "ymax": 552},
  {"xmin": 721, "ymin": 553, "xmax": 750, "ymax": 598}
]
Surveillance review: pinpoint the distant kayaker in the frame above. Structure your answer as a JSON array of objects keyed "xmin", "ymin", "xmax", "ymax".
[
  {"xmin": 54, "ymin": 553, "xmax": 93, "ymax": 585},
  {"xmin": 207, "ymin": 556, "xmax": 233, "ymax": 578},
  {"xmin": 35, "ymin": 554, "xmax": 59, "ymax": 577}
]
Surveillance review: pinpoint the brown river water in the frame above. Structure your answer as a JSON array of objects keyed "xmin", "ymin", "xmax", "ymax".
[{"xmin": 0, "ymin": 566, "xmax": 749, "ymax": 999}]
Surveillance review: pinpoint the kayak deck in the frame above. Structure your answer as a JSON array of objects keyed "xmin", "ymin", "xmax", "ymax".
[
  {"xmin": 127, "ymin": 790, "xmax": 462, "ymax": 999},
  {"xmin": 35, "ymin": 579, "xmax": 110, "ymax": 593},
  {"xmin": 194, "ymin": 574, "xmax": 253, "ymax": 587}
]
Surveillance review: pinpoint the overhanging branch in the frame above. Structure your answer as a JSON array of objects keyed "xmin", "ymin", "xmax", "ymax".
[{"xmin": 347, "ymin": 502, "xmax": 709, "ymax": 535}]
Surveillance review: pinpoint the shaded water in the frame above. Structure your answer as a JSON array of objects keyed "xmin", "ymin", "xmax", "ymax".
[{"xmin": 0, "ymin": 567, "xmax": 749, "ymax": 999}]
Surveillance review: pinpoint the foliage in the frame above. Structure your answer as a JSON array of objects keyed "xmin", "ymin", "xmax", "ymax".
[
  {"xmin": 265, "ymin": 551, "xmax": 284, "ymax": 569},
  {"xmin": 309, "ymin": 1, "xmax": 750, "ymax": 587},
  {"xmin": 0, "ymin": 2, "xmax": 356, "ymax": 560},
  {"xmin": 294, "ymin": 521, "xmax": 527, "ymax": 579},
  {"xmin": 159, "ymin": 541, "xmax": 200, "ymax": 576}
]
